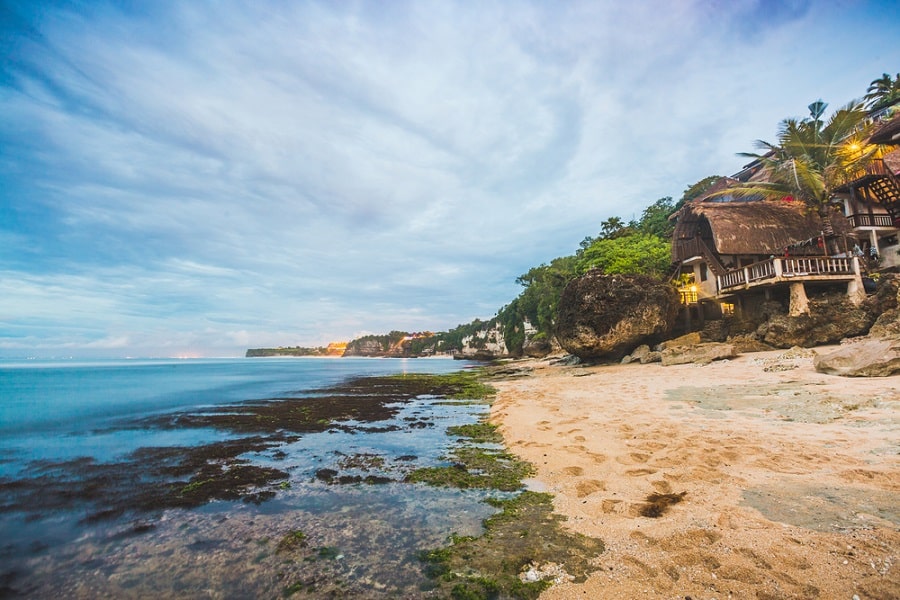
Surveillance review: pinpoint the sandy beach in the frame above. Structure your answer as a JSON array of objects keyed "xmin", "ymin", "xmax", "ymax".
[{"xmin": 490, "ymin": 348, "xmax": 899, "ymax": 599}]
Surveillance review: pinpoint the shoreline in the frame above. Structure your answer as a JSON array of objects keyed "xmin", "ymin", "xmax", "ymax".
[{"xmin": 489, "ymin": 348, "xmax": 899, "ymax": 599}]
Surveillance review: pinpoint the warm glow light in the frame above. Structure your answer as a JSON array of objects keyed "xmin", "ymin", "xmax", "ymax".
[
  {"xmin": 848, "ymin": 142, "xmax": 861, "ymax": 152},
  {"xmin": 690, "ymin": 285, "xmax": 697, "ymax": 293}
]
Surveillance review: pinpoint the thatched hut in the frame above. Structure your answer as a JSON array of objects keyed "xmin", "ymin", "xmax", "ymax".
[
  {"xmin": 671, "ymin": 194, "xmax": 862, "ymax": 318},
  {"xmin": 869, "ymin": 114, "xmax": 900, "ymax": 146}
]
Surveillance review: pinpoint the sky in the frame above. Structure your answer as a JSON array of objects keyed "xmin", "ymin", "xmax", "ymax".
[{"xmin": 1, "ymin": 0, "xmax": 899, "ymax": 358}]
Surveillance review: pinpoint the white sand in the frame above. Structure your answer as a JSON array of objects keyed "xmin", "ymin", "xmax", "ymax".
[{"xmin": 490, "ymin": 348, "xmax": 899, "ymax": 599}]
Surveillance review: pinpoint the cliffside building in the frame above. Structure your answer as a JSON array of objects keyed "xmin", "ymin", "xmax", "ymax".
[{"xmin": 671, "ymin": 113, "xmax": 900, "ymax": 321}]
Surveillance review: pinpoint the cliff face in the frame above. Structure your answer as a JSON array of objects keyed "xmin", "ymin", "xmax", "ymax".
[
  {"xmin": 456, "ymin": 322, "xmax": 509, "ymax": 360},
  {"xmin": 342, "ymin": 332, "xmax": 440, "ymax": 358},
  {"xmin": 342, "ymin": 339, "xmax": 391, "ymax": 357}
]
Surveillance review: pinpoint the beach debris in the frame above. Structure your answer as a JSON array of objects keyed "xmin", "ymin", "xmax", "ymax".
[
  {"xmin": 519, "ymin": 562, "xmax": 573, "ymax": 585},
  {"xmin": 638, "ymin": 491, "xmax": 687, "ymax": 518}
]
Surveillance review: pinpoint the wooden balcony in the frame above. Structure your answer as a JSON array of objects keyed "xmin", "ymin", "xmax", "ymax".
[
  {"xmin": 718, "ymin": 256, "xmax": 860, "ymax": 293},
  {"xmin": 847, "ymin": 213, "xmax": 897, "ymax": 228},
  {"xmin": 837, "ymin": 158, "xmax": 892, "ymax": 189}
]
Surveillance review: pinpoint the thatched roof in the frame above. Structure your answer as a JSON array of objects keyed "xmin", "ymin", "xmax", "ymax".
[
  {"xmin": 870, "ymin": 114, "xmax": 900, "ymax": 145},
  {"xmin": 674, "ymin": 200, "xmax": 832, "ymax": 256}
]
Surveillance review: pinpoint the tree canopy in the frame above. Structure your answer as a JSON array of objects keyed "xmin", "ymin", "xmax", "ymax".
[
  {"xmin": 725, "ymin": 100, "xmax": 877, "ymax": 210},
  {"xmin": 865, "ymin": 72, "xmax": 900, "ymax": 110}
]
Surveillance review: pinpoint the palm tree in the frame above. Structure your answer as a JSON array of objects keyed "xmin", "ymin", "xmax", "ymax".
[
  {"xmin": 865, "ymin": 73, "xmax": 900, "ymax": 110},
  {"xmin": 722, "ymin": 100, "xmax": 878, "ymax": 213}
]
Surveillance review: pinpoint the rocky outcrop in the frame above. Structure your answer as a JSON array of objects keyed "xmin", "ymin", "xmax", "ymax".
[
  {"xmin": 661, "ymin": 342, "xmax": 737, "ymax": 366},
  {"xmin": 456, "ymin": 323, "xmax": 508, "ymax": 360},
  {"xmin": 343, "ymin": 339, "xmax": 389, "ymax": 357},
  {"xmin": 758, "ymin": 293, "xmax": 873, "ymax": 348},
  {"xmin": 868, "ymin": 275, "xmax": 900, "ymax": 338},
  {"xmin": 555, "ymin": 271, "xmax": 680, "ymax": 360},
  {"xmin": 522, "ymin": 335, "xmax": 553, "ymax": 358},
  {"xmin": 813, "ymin": 338, "xmax": 900, "ymax": 377},
  {"xmin": 621, "ymin": 344, "xmax": 661, "ymax": 364}
]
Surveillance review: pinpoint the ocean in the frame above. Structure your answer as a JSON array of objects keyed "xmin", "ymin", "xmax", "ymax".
[{"xmin": 0, "ymin": 357, "xmax": 497, "ymax": 598}]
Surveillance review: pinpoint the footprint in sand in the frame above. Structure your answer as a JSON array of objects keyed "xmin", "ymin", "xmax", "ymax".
[
  {"xmin": 615, "ymin": 452, "xmax": 650, "ymax": 465},
  {"xmin": 625, "ymin": 468, "xmax": 658, "ymax": 477},
  {"xmin": 562, "ymin": 466, "xmax": 584, "ymax": 476},
  {"xmin": 575, "ymin": 479, "xmax": 605, "ymax": 497},
  {"xmin": 601, "ymin": 498, "xmax": 623, "ymax": 513},
  {"xmin": 650, "ymin": 479, "xmax": 672, "ymax": 494}
]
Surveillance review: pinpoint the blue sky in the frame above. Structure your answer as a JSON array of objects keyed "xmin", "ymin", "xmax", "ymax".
[{"xmin": 2, "ymin": 0, "xmax": 898, "ymax": 358}]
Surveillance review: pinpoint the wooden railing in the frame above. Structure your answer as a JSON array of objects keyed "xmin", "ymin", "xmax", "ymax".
[
  {"xmin": 839, "ymin": 158, "xmax": 891, "ymax": 188},
  {"xmin": 718, "ymin": 257, "xmax": 856, "ymax": 291},
  {"xmin": 847, "ymin": 213, "xmax": 896, "ymax": 228},
  {"xmin": 781, "ymin": 257, "xmax": 853, "ymax": 275}
]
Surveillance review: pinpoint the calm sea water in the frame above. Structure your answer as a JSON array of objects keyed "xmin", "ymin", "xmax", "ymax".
[{"xmin": 0, "ymin": 357, "xmax": 496, "ymax": 598}]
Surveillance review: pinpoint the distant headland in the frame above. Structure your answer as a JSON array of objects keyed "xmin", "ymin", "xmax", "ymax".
[{"xmin": 246, "ymin": 342, "xmax": 347, "ymax": 357}]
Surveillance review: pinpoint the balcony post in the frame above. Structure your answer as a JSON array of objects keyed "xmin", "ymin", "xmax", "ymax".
[
  {"xmin": 788, "ymin": 282, "xmax": 809, "ymax": 316},
  {"xmin": 773, "ymin": 258, "xmax": 783, "ymax": 278},
  {"xmin": 846, "ymin": 256, "xmax": 865, "ymax": 306}
]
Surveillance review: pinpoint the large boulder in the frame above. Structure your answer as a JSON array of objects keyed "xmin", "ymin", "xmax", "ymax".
[
  {"xmin": 814, "ymin": 338, "xmax": 900, "ymax": 377},
  {"xmin": 555, "ymin": 271, "xmax": 680, "ymax": 360}
]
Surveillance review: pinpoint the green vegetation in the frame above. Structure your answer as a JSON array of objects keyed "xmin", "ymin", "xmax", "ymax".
[
  {"xmin": 865, "ymin": 72, "xmax": 900, "ymax": 110},
  {"xmin": 725, "ymin": 100, "xmax": 880, "ymax": 210},
  {"xmin": 494, "ymin": 194, "xmax": 690, "ymax": 354},
  {"xmin": 276, "ymin": 530, "xmax": 308, "ymax": 554},
  {"xmin": 411, "ymin": 408, "xmax": 605, "ymax": 599},
  {"xmin": 420, "ymin": 492, "xmax": 604, "ymax": 599},
  {"xmin": 407, "ymin": 446, "xmax": 533, "ymax": 492},
  {"xmin": 386, "ymin": 371, "xmax": 495, "ymax": 401},
  {"xmin": 408, "ymin": 412, "xmax": 530, "ymax": 492},
  {"xmin": 246, "ymin": 346, "xmax": 330, "ymax": 357},
  {"xmin": 446, "ymin": 423, "xmax": 504, "ymax": 444},
  {"xmin": 576, "ymin": 232, "xmax": 672, "ymax": 277}
]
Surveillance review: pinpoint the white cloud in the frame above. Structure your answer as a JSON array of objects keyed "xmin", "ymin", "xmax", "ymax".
[{"xmin": 2, "ymin": 0, "xmax": 898, "ymax": 357}]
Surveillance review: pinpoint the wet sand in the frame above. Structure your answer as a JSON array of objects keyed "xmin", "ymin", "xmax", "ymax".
[{"xmin": 490, "ymin": 348, "xmax": 900, "ymax": 599}]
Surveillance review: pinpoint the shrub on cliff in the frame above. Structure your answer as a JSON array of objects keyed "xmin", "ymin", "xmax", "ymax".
[{"xmin": 575, "ymin": 232, "xmax": 671, "ymax": 277}]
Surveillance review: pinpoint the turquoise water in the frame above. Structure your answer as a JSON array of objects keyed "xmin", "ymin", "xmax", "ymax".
[
  {"xmin": 0, "ymin": 357, "xmax": 496, "ymax": 598},
  {"xmin": 0, "ymin": 357, "xmax": 464, "ymax": 475}
]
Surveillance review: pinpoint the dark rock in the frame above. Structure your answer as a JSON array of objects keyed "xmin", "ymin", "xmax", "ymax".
[
  {"xmin": 658, "ymin": 332, "xmax": 702, "ymax": 350},
  {"xmin": 760, "ymin": 293, "xmax": 873, "ymax": 348},
  {"xmin": 660, "ymin": 343, "xmax": 736, "ymax": 366},
  {"xmin": 522, "ymin": 336, "xmax": 552, "ymax": 358},
  {"xmin": 868, "ymin": 275, "xmax": 900, "ymax": 338},
  {"xmin": 641, "ymin": 351, "xmax": 662, "ymax": 364},
  {"xmin": 814, "ymin": 338, "xmax": 900, "ymax": 377},
  {"xmin": 727, "ymin": 335, "xmax": 775, "ymax": 354},
  {"xmin": 555, "ymin": 271, "xmax": 680, "ymax": 360}
]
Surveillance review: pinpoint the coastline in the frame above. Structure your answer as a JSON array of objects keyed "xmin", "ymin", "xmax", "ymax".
[{"xmin": 489, "ymin": 348, "xmax": 899, "ymax": 599}]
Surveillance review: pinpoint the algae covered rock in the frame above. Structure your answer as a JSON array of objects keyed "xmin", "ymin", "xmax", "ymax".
[{"xmin": 555, "ymin": 271, "xmax": 679, "ymax": 360}]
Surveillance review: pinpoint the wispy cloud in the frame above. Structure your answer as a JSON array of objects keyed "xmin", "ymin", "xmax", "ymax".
[{"xmin": 2, "ymin": 0, "xmax": 898, "ymax": 356}]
